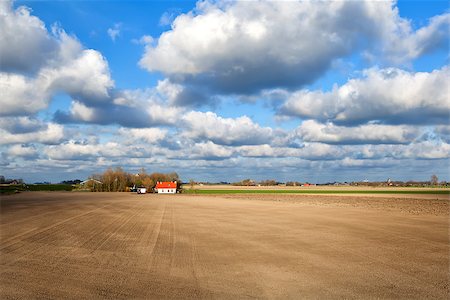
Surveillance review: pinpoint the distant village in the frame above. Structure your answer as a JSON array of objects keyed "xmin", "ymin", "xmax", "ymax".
[{"xmin": 191, "ymin": 175, "xmax": 448, "ymax": 188}]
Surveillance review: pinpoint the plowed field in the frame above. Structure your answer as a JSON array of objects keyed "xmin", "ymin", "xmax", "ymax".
[{"xmin": 1, "ymin": 192, "xmax": 448, "ymax": 299}]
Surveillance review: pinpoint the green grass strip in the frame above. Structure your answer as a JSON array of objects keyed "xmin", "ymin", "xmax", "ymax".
[
  {"xmin": 183, "ymin": 189, "xmax": 450, "ymax": 195},
  {"xmin": 0, "ymin": 184, "xmax": 74, "ymax": 193},
  {"xmin": 27, "ymin": 184, "xmax": 73, "ymax": 191}
]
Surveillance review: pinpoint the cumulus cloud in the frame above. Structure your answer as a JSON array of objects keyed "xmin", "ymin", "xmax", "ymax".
[
  {"xmin": 45, "ymin": 140, "xmax": 123, "ymax": 160},
  {"xmin": 351, "ymin": 140, "xmax": 450, "ymax": 161},
  {"xmin": 398, "ymin": 141, "xmax": 450, "ymax": 160},
  {"xmin": 237, "ymin": 144, "xmax": 287, "ymax": 158},
  {"xmin": 239, "ymin": 142, "xmax": 346, "ymax": 161},
  {"xmin": 139, "ymin": 0, "xmax": 449, "ymax": 96},
  {"xmin": 47, "ymin": 49, "xmax": 113, "ymax": 104},
  {"xmin": 296, "ymin": 120, "xmax": 421, "ymax": 145},
  {"xmin": 0, "ymin": 2, "xmax": 114, "ymax": 116},
  {"xmin": 0, "ymin": 117, "xmax": 66, "ymax": 162},
  {"xmin": 280, "ymin": 67, "xmax": 449, "ymax": 125},
  {"xmin": 0, "ymin": 1, "xmax": 57, "ymax": 73},
  {"xmin": 1, "ymin": 47, "xmax": 113, "ymax": 116},
  {"xmin": 0, "ymin": 73, "xmax": 49, "ymax": 115},
  {"xmin": 55, "ymin": 89, "xmax": 185, "ymax": 127},
  {"xmin": 118, "ymin": 127, "xmax": 168, "ymax": 144},
  {"xmin": 54, "ymin": 101, "xmax": 153, "ymax": 127},
  {"xmin": 0, "ymin": 116, "xmax": 48, "ymax": 134},
  {"xmin": 338, "ymin": 157, "xmax": 392, "ymax": 169},
  {"xmin": 6, "ymin": 144, "xmax": 38, "ymax": 159},
  {"xmin": 384, "ymin": 13, "xmax": 450, "ymax": 64},
  {"xmin": 181, "ymin": 111, "xmax": 273, "ymax": 146},
  {"xmin": 298, "ymin": 143, "xmax": 346, "ymax": 161},
  {"xmin": 170, "ymin": 141, "xmax": 234, "ymax": 161},
  {"xmin": 0, "ymin": 122, "xmax": 64, "ymax": 145}
]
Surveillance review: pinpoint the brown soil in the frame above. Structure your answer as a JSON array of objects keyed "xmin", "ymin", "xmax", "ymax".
[{"xmin": 1, "ymin": 192, "xmax": 449, "ymax": 299}]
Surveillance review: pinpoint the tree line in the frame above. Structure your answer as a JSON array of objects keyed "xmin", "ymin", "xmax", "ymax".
[
  {"xmin": 84, "ymin": 167, "xmax": 180, "ymax": 192},
  {"xmin": 232, "ymin": 179, "xmax": 281, "ymax": 186}
]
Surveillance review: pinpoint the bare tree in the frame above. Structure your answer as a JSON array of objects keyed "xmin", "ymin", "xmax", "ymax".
[
  {"xmin": 88, "ymin": 168, "xmax": 181, "ymax": 192},
  {"xmin": 259, "ymin": 179, "xmax": 277, "ymax": 186},
  {"xmin": 431, "ymin": 174, "xmax": 439, "ymax": 186},
  {"xmin": 189, "ymin": 179, "xmax": 195, "ymax": 189}
]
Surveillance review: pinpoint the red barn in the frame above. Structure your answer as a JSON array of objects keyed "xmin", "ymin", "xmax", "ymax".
[{"xmin": 155, "ymin": 181, "xmax": 177, "ymax": 194}]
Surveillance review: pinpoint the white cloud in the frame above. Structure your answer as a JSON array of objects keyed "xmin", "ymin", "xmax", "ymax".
[
  {"xmin": 339, "ymin": 157, "xmax": 391, "ymax": 169},
  {"xmin": 346, "ymin": 140, "xmax": 450, "ymax": 161},
  {"xmin": 47, "ymin": 49, "xmax": 113, "ymax": 103},
  {"xmin": 154, "ymin": 78, "xmax": 208, "ymax": 107},
  {"xmin": 238, "ymin": 142, "xmax": 346, "ymax": 161},
  {"xmin": 171, "ymin": 141, "xmax": 234, "ymax": 160},
  {"xmin": 400, "ymin": 141, "xmax": 450, "ymax": 160},
  {"xmin": 235, "ymin": 144, "xmax": 299, "ymax": 159},
  {"xmin": 181, "ymin": 111, "xmax": 273, "ymax": 146},
  {"xmin": 190, "ymin": 141, "xmax": 234, "ymax": 160},
  {"xmin": 0, "ymin": 123, "xmax": 64, "ymax": 145},
  {"xmin": 118, "ymin": 127, "xmax": 167, "ymax": 144},
  {"xmin": 0, "ymin": 72, "xmax": 49, "ymax": 115},
  {"xmin": 132, "ymin": 35, "xmax": 153, "ymax": 45},
  {"xmin": 155, "ymin": 79, "xmax": 183, "ymax": 104},
  {"xmin": 0, "ymin": 116, "xmax": 47, "ymax": 134},
  {"xmin": 384, "ymin": 13, "xmax": 450, "ymax": 64},
  {"xmin": 107, "ymin": 23, "xmax": 121, "ymax": 42},
  {"xmin": 298, "ymin": 143, "xmax": 345, "ymax": 161},
  {"xmin": 0, "ymin": 2, "xmax": 114, "ymax": 116},
  {"xmin": 296, "ymin": 120, "xmax": 420, "ymax": 145},
  {"xmin": 237, "ymin": 144, "xmax": 282, "ymax": 158},
  {"xmin": 0, "ymin": 46, "xmax": 114, "ymax": 116},
  {"xmin": 0, "ymin": 1, "xmax": 57, "ymax": 73},
  {"xmin": 45, "ymin": 140, "xmax": 123, "ymax": 160},
  {"xmin": 280, "ymin": 67, "xmax": 449, "ymax": 125},
  {"xmin": 7, "ymin": 144, "xmax": 38, "ymax": 159},
  {"xmin": 139, "ymin": 0, "xmax": 448, "ymax": 94},
  {"xmin": 69, "ymin": 101, "xmax": 96, "ymax": 122},
  {"xmin": 146, "ymin": 104, "xmax": 184, "ymax": 125},
  {"xmin": 56, "ymin": 91, "xmax": 185, "ymax": 127}
]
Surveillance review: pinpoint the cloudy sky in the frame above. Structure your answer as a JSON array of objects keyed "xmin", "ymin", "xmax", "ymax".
[{"xmin": 1, "ymin": 0, "xmax": 449, "ymax": 183}]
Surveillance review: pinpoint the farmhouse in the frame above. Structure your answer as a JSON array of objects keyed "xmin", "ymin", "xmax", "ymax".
[
  {"xmin": 80, "ymin": 179, "xmax": 102, "ymax": 187},
  {"xmin": 155, "ymin": 181, "xmax": 177, "ymax": 194}
]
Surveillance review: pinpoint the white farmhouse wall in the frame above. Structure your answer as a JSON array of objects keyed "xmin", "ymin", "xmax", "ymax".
[{"xmin": 157, "ymin": 188, "xmax": 176, "ymax": 194}]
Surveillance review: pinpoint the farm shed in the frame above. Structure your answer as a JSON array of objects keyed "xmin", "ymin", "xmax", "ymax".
[{"xmin": 155, "ymin": 181, "xmax": 177, "ymax": 194}]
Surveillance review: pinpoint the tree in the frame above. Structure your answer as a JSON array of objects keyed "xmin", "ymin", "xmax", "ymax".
[
  {"xmin": 286, "ymin": 181, "xmax": 302, "ymax": 186},
  {"xmin": 167, "ymin": 172, "xmax": 180, "ymax": 182},
  {"xmin": 431, "ymin": 174, "xmax": 439, "ymax": 186},
  {"xmin": 259, "ymin": 179, "xmax": 277, "ymax": 186},
  {"xmin": 87, "ymin": 168, "xmax": 182, "ymax": 192},
  {"xmin": 189, "ymin": 179, "xmax": 195, "ymax": 189},
  {"xmin": 141, "ymin": 177, "xmax": 154, "ymax": 190}
]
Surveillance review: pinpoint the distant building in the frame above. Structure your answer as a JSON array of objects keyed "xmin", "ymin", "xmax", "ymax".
[
  {"xmin": 155, "ymin": 181, "xmax": 177, "ymax": 194},
  {"xmin": 137, "ymin": 187, "xmax": 147, "ymax": 194},
  {"xmin": 81, "ymin": 179, "xmax": 102, "ymax": 185}
]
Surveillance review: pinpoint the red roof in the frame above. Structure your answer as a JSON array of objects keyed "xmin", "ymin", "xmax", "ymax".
[{"xmin": 156, "ymin": 181, "xmax": 177, "ymax": 189}]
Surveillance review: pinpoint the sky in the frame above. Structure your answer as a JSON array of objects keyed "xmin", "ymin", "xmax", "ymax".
[{"xmin": 0, "ymin": 0, "xmax": 449, "ymax": 184}]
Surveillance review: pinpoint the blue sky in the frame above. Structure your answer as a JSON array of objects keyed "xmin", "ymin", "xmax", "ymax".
[{"xmin": 1, "ymin": 0, "xmax": 449, "ymax": 183}]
